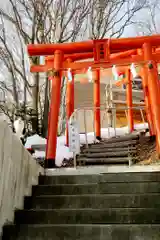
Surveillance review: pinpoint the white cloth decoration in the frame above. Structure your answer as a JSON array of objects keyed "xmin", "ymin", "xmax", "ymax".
[
  {"xmin": 130, "ymin": 63, "xmax": 137, "ymax": 78},
  {"xmin": 67, "ymin": 68, "xmax": 72, "ymax": 82},
  {"xmin": 112, "ymin": 65, "xmax": 119, "ymax": 81},
  {"xmin": 87, "ymin": 67, "xmax": 93, "ymax": 82}
]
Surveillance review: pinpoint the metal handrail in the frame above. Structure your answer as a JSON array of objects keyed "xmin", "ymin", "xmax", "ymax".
[
  {"xmin": 70, "ymin": 105, "xmax": 145, "ymax": 140},
  {"xmin": 70, "ymin": 105, "xmax": 145, "ymax": 121},
  {"xmin": 69, "ymin": 105, "xmax": 146, "ymax": 167}
]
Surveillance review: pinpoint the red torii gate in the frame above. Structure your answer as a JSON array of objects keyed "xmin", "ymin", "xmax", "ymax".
[
  {"xmin": 28, "ymin": 35, "xmax": 160, "ymax": 168},
  {"xmin": 31, "ymin": 49, "xmax": 138, "ymax": 147},
  {"xmin": 30, "ymin": 49, "xmax": 139, "ymax": 165}
]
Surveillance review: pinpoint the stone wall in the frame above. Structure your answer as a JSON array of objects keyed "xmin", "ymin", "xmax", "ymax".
[{"xmin": 0, "ymin": 120, "xmax": 43, "ymax": 236}]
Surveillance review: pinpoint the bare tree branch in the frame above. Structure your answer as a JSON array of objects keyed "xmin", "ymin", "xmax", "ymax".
[
  {"xmin": 0, "ymin": 0, "xmax": 150, "ymax": 135},
  {"xmin": 88, "ymin": 0, "xmax": 148, "ymax": 39},
  {"xmin": 133, "ymin": 0, "xmax": 160, "ymax": 35}
]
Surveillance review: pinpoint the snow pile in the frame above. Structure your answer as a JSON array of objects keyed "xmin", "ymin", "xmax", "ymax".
[
  {"xmin": 25, "ymin": 134, "xmax": 73, "ymax": 167},
  {"xmin": 134, "ymin": 123, "xmax": 148, "ymax": 130},
  {"xmin": 25, "ymin": 123, "xmax": 149, "ymax": 167},
  {"xmin": 79, "ymin": 123, "xmax": 148, "ymax": 145},
  {"xmin": 56, "ymin": 136, "xmax": 73, "ymax": 166},
  {"xmin": 14, "ymin": 118, "xmax": 25, "ymax": 138},
  {"xmin": 25, "ymin": 134, "xmax": 46, "ymax": 148}
]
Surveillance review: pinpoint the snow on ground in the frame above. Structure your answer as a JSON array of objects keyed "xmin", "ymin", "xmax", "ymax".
[
  {"xmin": 25, "ymin": 134, "xmax": 73, "ymax": 166},
  {"xmin": 25, "ymin": 134, "xmax": 46, "ymax": 148},
  {"xmin": 25, "ymin": 123, "xmax": 149, "ymax": 167},
  {"xmin": 14, "ymin": 118, "xmax": 25, "ymax": 138}
]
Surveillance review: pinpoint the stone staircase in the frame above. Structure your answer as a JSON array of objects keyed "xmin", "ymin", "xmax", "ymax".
[
  {"xmin": 2, "ymin": 171, "xmax": 160, "ymax": 239},
  {"xmin": 77, "ymin": 133, "xmax": 142, "ymax": 166}
]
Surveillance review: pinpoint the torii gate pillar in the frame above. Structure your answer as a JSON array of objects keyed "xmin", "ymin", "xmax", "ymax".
[
  {"xmin": 66, "ymin": 60, "xmax": 74, "ymax": 146},
  {"xmin": 126, "ymin": 69, "xmax": 134, "ymax": 133},
  {"xmin": 138, "ymin": 49, "xmax": 155, "ymax": 135},
  {"xmin": 46, "ymin": 50, "xmax": 63, "ymax": 168},
  {"xmin": 94, "ymin": 69, "xmax": 101, "ymax": 139},
  {"xmin": 141, "ymin": 66, "xmax": 155, "ymax": 135},
  {"xmin": 143, "ymin": 43, "xmax": 160, "ymax": 153}
]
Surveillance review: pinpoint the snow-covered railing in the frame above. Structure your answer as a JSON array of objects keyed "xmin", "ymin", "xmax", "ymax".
[
  {"xmin": 70, "ymin": 105, "xmax": 146, "ymax": 148},
  {"xmin": 0, "ymin": 120, "xmax": 43, "ymax": 236},
  {"xmin": 69, "ymin": 105, "xmax": 146, "ymax": 167}
]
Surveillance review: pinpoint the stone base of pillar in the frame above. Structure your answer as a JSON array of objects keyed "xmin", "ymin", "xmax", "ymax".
[
  {"xmin": 44, "ymin": 159, "xmax": 57, "ymax": 169},
  {"xmin": 96, "ymin": 136, "xmax": 102, "ymax": 141}
]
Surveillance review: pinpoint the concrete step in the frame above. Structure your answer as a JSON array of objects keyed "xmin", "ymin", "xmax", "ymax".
[
  {"xmin": 101, "ymin": 134, "xmax": 139, "ymax": 144},
  {"xmin": 87, "ymin": 140, "xmax": 138, "ymax": 149},
  {"xmin": 2, "ymin": 170, "xmax": 160, "ymax": 240},
  {"xmin": 3, "ymin": 224, "xmax": 160, "ymax": 240},
  {"xmin": 82, "ymin": 147, "xmax": 137, "ymax": 153},
  {"xmin": 80, "ymin": 151, "xmax": 136, "ymax": 158},
  {"xmin": 14, "ymin": 208, "xmax": 160, "ymax": 224},
  {"xmin": 77, "ymin": 157, "xmax": 130, "ymax": 164},
  {"xmin": 39, "ymin": 175, "xmax": 100, "ymax": 185},
  {"xmin": 24, "ymin": 194, "xmax": 160, "ymax": 209},
  {"xmin": 32, "ymin": 182, "xmax": 160, "ymax": 196},
  {"xmin": 39, "ymin": 172, "xmax": 160, "ymax": 185}
]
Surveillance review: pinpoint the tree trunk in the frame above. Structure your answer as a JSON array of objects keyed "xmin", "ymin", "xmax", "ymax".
[
  {"xmin": 31, "ymin": 72, "xmax": 39, "ymax": 134},
  {"xmin": 23, "ymin": 77, "xmax": 27, "ymax": 129},
  {"xmin": 42, "ymin": 74, "xmax": 49, "ymax": 137},
  {"xmin": 58, "ymin": 77, "xmax": 67, "ymax": 135}
]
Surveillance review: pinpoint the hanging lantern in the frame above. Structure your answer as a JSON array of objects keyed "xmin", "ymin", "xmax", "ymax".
[
  {"xmin": 87, "ymin": 67, "xmax": 93, "ymax": 82},
  {"xmin": 67, "ymin": 68, "xmax": 72, "ymax": 82},
  {"xmin": 130, "ymin": 63, "xmax": 137, "ymax": 78}
]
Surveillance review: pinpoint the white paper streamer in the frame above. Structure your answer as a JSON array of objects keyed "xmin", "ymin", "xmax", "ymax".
[
  {"xmin": 87, "ymin": 67, "xmax": 93, "ymax": 82},
  {"xmin": 67, "ymin": 68, "xmax": 72, "ymax": 82},
  {"xmin": 130, "ymin": 63, "xmax": 137, "ymax": 78},
  {"xmin": 112, "ymin": 65, "xmax": 119, "ymax": 81}
]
